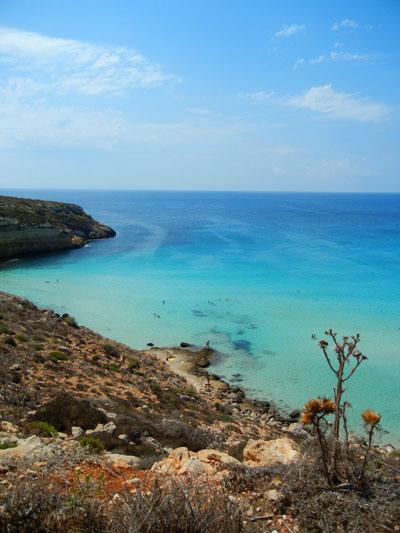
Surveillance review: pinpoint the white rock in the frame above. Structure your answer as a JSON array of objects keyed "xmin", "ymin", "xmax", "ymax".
[
  {"xmin": 105, "ymin": 453, "xmax": 141, "ymax": 469},
  {"xmin": 151, "ymin": 446, "xmax": 240, "ymax": 477},
  {"xmin": 264, "ymin": 489, "xmax": 281, "ymax": 501},
  {"xmin": 0, "ymin": 421, "xmax": 19, "ymax": 434},
  {"xmin": 287, "ymin": 422, "xmax": 308, "ymax": 438},
  {"xmin": 243, "ymin": 437, "xmax": 300, "ymax": 467},
  {"xmin": 103, "ymin": 421, "xmax": 116, "ymax": 433},
  {"xmin": 180, "ymin": 457, "xmax": 206, "ymax": 475},
  {"xmin": 0, "ymin": 436, "xmax": 43, "ymax": 460},
  {"xmin": 71, "ymin": 427, "xmax": 83, "ymax": 438}
]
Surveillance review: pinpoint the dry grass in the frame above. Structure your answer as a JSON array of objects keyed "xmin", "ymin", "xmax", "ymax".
[{"xmin": 0, "ymin": 474, "xmax": 243, "ymax": 533}]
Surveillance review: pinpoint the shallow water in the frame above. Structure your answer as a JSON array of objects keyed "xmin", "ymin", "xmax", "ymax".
[{"xmin": 1, "ymin": 190, "xmax": 399, "ymax": 442}]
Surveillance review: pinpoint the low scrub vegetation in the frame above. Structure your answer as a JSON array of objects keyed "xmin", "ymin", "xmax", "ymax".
[
  {"xmin": 0, "ymin": 475, "xmax": 242, "ymax": 533},
  {"xmin": 31, "ymin": 421, "xmax": 59, "ymax": 437},
  {"xmin": 79, "ymin": 435, "xmax": 104, "ymax": 453},
  {"xmin": 49, "ymin": 351, "xmax": 70, "ymax": 362}
]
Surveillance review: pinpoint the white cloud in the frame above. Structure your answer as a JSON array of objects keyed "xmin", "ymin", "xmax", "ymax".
[
  {"xmin": 275, "ymin": 24, "xmax": 305, "ymax": 38},
  {"xmin": 309, "ymin": 51, "xmax": 373, "ymax": 64},
  {"xmin": 331, "ymin": 19, "xmax": 359, "ymax": 31},
  {"xmin": 293, "ymin": 58, "xmax": 305, "ymax": 69},
  {"xmin": 0, "ymin": 26, "xmax": 171, "ymax": 96},
  {"xmin": 240, "ymin": 91, "xmax": 275, "ymax": 102},
  {"xmin": 288, "ymin": 84, "xmax": 391, "ymax": 122},
  {"xmin": 295, "ymin": 48, "xmax": 374, "ymax": 67},
  {"xmin": 0, "ymin": 101, "xmax": 127, "ymax": 150},
  {"xmin": 0, "ymin": 94, "xmax": 260, "ymax": 151}
]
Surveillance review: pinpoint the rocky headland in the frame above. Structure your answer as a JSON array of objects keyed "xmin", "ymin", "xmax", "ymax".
[{"xmin": 0, "ymin": 195, "xmax": 115, "ymax": 260}]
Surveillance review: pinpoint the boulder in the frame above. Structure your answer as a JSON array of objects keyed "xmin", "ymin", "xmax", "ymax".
[
  {"xmin": 105, "ymin": 453, "xmax": 142, "ymax": 469},
  {"xmin": 181, "ymin": 457, "xmax": 207, "ymax": 475},
  {"xmin": 0, "ymin": 436, "xmax": 43, "ymax": 460},
  {"xmin": 151, "ymin": 446, "xmax": 240, "ymax": 476},
  {"xmin": 86, "ymin": 421, "xmax": 116, "ymax": 435},
  {"xmin": 243, "ymin": 437, "xmax": 299, "ymax": 467},
  {"xmin": 0, "ymin": 421, "xmax": 19, "ymax": 434},
  {"xmin": 287, "ymin": 422, "xmax": 309, "ymax": 438},
  {"xmin": 289, "ymin": 409, "xmax": 301, "ymax": 421},
  {"xmin": 71, "ymin": 426, "xmax": 83, "ymax": 438}
]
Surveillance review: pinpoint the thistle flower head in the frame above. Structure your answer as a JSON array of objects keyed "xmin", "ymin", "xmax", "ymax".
[
  {"xmin": 362, "ymin": 409, "xmax": 381, "ymax": 426},
  {"xmin": 321, "ymin": 398, "xmax": 336, "ymax": 413},
  {"xmin": 319, "ymin": 340, "xmax": 328, "ymax": 348},
  {"xmin": 301, "ymin": 398, "xmax": 336, "ymax": 425},
  {"xmin": 304, "ymin": 398, "xmax": 323, "ymax": 414},
  {"xmin": 300, "ymin": 411, "xmax": 313, "ymax": 425}
]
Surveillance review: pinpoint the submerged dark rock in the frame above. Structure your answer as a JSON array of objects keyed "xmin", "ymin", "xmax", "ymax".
[
  {"xmin": 232, "ymin": 339, "xmax": 252, "ymax": 353},
  {"xmin": 0, "ymin": 195, "xmax": 116, "ymax": 260},
  {"xmin": 192, "ymin": 309, "xmax": 207, "ymax": 318}
]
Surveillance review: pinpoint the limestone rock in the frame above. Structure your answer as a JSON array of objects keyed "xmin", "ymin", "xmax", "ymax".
[
  {"xmin": 151, "ymin": 446, "xmax": 240, "ymax": 476},
  {"xmin": 0, "ymin": 421, "xmax": 19, "ymax": 434},
  {"xmin": 287, "ymin": 422, "xmax": 309, "ymax": 438},
  {"xmin": 0, "ymin": 436, "xmax": 43, "ymax": 460},
  {"xmin": 243, "ymin": 437, "xmax": 299, "ymax": 467},
  {"xmin": 87, "ymin": 421, "xmax": 116, "ymax": 435},
  {"xmin": 71, "ymin": 426, "xmax": 83, "ymax": 438},
  {"xmin": 104, "ymin": 453, "xmax": 142, "ymax": 469}
]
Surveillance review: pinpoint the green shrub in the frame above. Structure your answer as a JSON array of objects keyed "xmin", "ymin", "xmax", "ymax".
[
  {"xmin": 64, "ymin": 315, "xmax": 78, "ymax": 328},
  {"xmin": 103, "ymin": 343, "xmax": 119, "ymax": 357},
  {"xmin": 49, "ymin": 351, "xmax": 70, "ymax": 362},
  {"xmin": 0, "ymin": 440, "xmax": 17, "ymax": 450},
  {"xmin": 0, "ymin": 321, "xmax": 10, "ymax": 335},
  {"xmin": 4, "ymin": 336, "xmax": 16, "ymax": 346},
  {"xmin": 32, "ymin": 421, "xmax": 59, "ymax": 437},
  {"xmin": 128, "ymin": 357, "xmax": 140, "ymax": 371},
  {"xmin": 149, "ymin": 382, "xmax": 162, "ymax": 395},
  {"xmin": 79, "ymin": 436, "xmax": 104, "ymax": 453},
  {"xmin": 15, "ymin": 333, "xmax": 28, "ymax": 342},
  {"xmin": 104, "ymin": 363, "xmax": 119, "ymax": 372}
]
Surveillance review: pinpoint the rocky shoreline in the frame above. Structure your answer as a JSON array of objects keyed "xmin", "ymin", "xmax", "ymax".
[{"xmin": 0, "ymin": 195, "xmax": 116, "ymax": 260}]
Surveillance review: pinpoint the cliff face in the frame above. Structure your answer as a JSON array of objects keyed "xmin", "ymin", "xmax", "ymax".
[{"xmin": 0, "ymin": 195, "xmax": 116, "ymax": 260}]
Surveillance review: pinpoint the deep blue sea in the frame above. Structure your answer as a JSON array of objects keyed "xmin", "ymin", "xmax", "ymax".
[{"xmin": 1, "ymin": 190, "xmax": 400, "ymax": 442}]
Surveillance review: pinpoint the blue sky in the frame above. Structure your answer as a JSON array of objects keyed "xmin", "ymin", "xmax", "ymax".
[{"xmin": 0, "ymin": 0, "xmax": 399, "ymax": 191}]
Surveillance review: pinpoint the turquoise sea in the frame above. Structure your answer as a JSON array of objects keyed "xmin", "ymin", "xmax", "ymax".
[{"xmin": 1, "ymin": 190, "xmax": 400, "ymax": 442}]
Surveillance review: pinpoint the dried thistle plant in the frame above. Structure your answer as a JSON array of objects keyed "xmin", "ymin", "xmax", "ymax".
[{"xmin": 301, "ymin": 330, "xmax": 381, "ymax": 489}]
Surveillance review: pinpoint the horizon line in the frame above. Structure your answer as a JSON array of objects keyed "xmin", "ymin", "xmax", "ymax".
[{"xmin": 1, "ymin": 187, "xmax": 400, "ymax": 195}]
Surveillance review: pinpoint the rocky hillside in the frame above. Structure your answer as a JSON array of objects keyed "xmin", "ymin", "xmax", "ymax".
[
  {"xmin": 0, "ymin": 292, "xmax": 399, "ymax": 532},
  {"xmin": 0, "ymin": 195, "xmax": 116, "ymax": 260}
]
